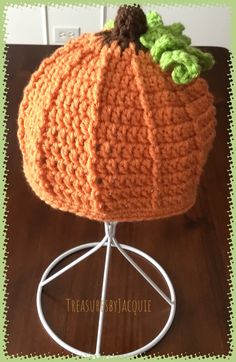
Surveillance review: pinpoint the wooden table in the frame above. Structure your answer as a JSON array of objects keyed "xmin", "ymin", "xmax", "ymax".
[{"xmin": 5, "ymin": 45, "xmax": 231, "ymax": 357}]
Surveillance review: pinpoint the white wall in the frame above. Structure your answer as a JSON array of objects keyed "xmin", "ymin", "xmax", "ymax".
[
  {"xmin": 5, "ymin": 5, "xmax": 231, "ymax": 49},
  {"xmin": 5, "ymin": 6, "xmax": 47, "ymax": 44},
  {"xmin": 47, "ymin": 6, "xmax": 103, "ymax": 44}
]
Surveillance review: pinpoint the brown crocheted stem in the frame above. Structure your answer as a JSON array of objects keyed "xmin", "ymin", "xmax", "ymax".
[{"xmin": 96, "ymin": 4, "xmax": 148, "ymax": 54}]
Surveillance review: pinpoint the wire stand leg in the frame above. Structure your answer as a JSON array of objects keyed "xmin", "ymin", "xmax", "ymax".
[
  {"xmin": 112, "ymin": 236, "xmax": 173, "ymax": 306},
  {"xmin": 95, "ymin": 222, "xmax": 115, "ymax": 355}
]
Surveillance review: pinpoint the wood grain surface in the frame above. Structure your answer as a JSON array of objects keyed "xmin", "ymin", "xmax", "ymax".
[{"xmin": 5, "ymin": 45, "xmax": 231, "ymax": 357}]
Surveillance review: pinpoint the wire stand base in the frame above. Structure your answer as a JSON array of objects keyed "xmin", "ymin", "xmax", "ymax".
[{"xmin": 36, "ymin": 222, "xmax": 176, "ymax": 357}]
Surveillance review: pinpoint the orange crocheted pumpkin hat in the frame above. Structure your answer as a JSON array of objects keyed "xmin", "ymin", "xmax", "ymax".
[{"xmin": 17, "ymin": 5, "xmax": 216, "ymax": 222}]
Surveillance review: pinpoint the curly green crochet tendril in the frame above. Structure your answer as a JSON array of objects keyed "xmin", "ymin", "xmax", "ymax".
[{"xmin": 104, "ymin": 11, "xmax": 215, "ymax": 85}]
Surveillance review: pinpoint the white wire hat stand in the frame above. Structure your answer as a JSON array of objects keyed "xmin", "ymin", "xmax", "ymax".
[{"xmin": 36, "ymin": 221, "xmax": 176, "ymax": 357}]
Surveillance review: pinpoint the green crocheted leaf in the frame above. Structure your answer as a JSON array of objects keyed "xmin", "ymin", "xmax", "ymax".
[
  {"xmin": 187, "ymin": 46, "xmax": 215, "ymax": 70},
  {"xmin": 104, "ymin": 19, "xmax": 115, "ymax": 30},
  {"xmin": 160, "ymin": 50, "xmax": 201, "ymax": 84},
  {"xmin": 166, "ymin": 23, "xmax": 185, "ymax": 36},
  {"xmin": 135, "ymin": 13, "xmax": 164, "ymax": 49},
  {"xmin": 150, "ymin": 33, "xmax": 188, "ymax": 63},
  {"xmin": 139, "ymin": 28, "xmax": 165, "ymax": 49},
  {"xmin": 145, "ymin": 10, "xmax": 163, "ymax": 28},
  {"xmin": 103, "ymin": 10, "xmax": 215, "ymax": 84},
  {"xmin": 140, "ymin": 11, "xmax": 214, "ymax": 84}
]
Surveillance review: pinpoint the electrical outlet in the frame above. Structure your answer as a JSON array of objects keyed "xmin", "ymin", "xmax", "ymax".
[{"xmin": 54, "ymin": 27, "xmax": 80, "ymax": 44}]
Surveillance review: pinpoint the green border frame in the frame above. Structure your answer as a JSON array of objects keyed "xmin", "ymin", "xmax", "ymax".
[{"xmin": 0, "ymin": 0, "xmax": 235, "ymax": 360}]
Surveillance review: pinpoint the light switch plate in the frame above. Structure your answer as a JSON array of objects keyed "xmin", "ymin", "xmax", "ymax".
[{"xmin": 54, "ymin": 27, "xmax": 80, "ymax": 44}]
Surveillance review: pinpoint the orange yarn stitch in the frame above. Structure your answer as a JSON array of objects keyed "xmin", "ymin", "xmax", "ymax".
[{"xmin": 17, "ymin": 9, "xmax": 216, "ymax": 222}]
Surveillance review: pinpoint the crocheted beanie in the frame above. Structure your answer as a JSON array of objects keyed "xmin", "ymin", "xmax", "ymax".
[{"xmin": 17, "ymin": 5, "xmax": 216, "ymax": 222}]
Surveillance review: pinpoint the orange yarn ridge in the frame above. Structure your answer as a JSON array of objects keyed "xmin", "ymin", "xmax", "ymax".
[{"xmin": 17, "ymin": 33, "xmax": 216, "ymax": 222}]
